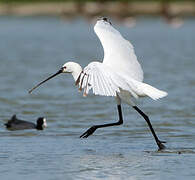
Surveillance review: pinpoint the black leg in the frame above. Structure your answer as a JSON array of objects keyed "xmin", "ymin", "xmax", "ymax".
[
  {"xmin": 80, "ymin": 105, "xmax": 123, "ymax": 138},
  {"xmin": 133, "ymin": 106, "xmax": 166, "ymax": 150}
]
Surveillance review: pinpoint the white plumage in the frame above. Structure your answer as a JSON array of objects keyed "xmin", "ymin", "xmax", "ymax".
[
  {"xmin": 77, "ymin": 19, "xmax": 167, "ymax": 101},
  {"xmin": 28, "ymin": 18, "xmax": 168, "ymax": 149},
  {"xmin": 94, "ymin": 19, "xmax": 143, "ymax": 82},
  {"xmin": 79, "ymin": 62, "xmax": 134, "ymax": 97}
]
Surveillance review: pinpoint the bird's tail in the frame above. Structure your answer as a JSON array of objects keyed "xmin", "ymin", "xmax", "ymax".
[
  {"xmin": 138, "ymin": 82, "xmax": 168, "ymax": 100},
  {"xmin": 11, "ymin": 114, "xmax": 17, "ymax": 120}
]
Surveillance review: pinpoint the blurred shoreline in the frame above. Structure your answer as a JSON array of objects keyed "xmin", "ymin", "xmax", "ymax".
[{"xmin": 0, "ymin": 1, "xmax": 195, "ymax": 17}]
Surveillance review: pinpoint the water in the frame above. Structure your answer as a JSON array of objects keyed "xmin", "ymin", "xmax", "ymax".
[{"xmin": 0, "ymin": 16, "xmax": 195, "ymax": 180}]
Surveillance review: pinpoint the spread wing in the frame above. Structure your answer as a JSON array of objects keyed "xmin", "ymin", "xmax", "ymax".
[
  {"xmin": 94, "ymin": 19, "xmax": 144, "ymax": 82},
  {"xmin": 76, "ymin": 62, "xmax": 138, "ymax": 98}
]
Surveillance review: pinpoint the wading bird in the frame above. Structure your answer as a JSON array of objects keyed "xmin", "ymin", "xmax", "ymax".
[{"xmin": 29, "ymin": 18, "xmax": 167, "ymax": 150}]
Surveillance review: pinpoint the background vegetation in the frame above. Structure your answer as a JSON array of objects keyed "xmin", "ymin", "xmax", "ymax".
[{"xmin": 1, "ymin": 0, "xmax": 195, "ymax": 3}]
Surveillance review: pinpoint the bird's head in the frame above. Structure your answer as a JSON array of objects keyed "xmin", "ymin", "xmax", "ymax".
[
  {"xmin": 36, "ymin": 117, "xmax": 47, "ymax": 130},
  {"xmin": 29, "ymin": 61, "xmax": 82, "ymax": 94},
  {"xmin": 61, "ymin": 62, "xmax": 82, "ymax": 74}
]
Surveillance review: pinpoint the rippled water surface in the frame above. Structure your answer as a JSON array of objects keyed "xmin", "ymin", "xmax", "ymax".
[{"xmin": 0, "ymin": 16, "xmax": 195, "ymax": 180}]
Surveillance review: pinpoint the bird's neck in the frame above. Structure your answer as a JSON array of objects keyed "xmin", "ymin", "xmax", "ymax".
[{"xmin": 71, "ymin": 63, "xmax": 82, "ymax": 82}]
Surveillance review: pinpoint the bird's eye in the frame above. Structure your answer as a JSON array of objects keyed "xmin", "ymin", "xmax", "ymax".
[{"xmin": 63, "ymin": 66, "xmax": 66, "ymax": 69}]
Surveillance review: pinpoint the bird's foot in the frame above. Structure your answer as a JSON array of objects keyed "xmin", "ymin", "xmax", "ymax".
[
  {"xmin": 80, "ymin": 126, "xmax": 97, "ymax": 138},
  {"xmin": 157, "ymin": 140, "xmax": 166, "ymax": 151}
]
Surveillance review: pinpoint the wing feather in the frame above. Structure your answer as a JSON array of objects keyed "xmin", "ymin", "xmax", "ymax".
[
  {"xmin": 94, "ymin": 20, "xmax": 144, "ymax": 82},
  {"xmin": 78, "ymin": 62, "xmax": 136, "ymax": 97},
  {"xmin": 100, "ymin": 71, "xmax": 113, "ymax": 96}
]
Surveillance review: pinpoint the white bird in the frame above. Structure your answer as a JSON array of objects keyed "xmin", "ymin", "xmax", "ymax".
[{"xmin": 29, "ymin": 17, "xmax": 167, "ymax": 150}]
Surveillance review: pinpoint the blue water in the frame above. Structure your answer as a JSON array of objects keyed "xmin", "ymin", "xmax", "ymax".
[{"xmin": 0, "ymin": 16, "xmax": 195, "ymax": 180}]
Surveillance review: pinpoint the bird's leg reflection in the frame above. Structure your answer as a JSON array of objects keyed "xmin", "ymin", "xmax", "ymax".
[
  {"xmin": 133, "ymin": 106, "xmax": 166, "ymax": 150},
  {"xmin": 80, "ymin": 105, "xmax": 123, "ymax": 138}
]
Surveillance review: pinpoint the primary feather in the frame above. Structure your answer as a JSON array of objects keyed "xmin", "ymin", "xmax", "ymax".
[
  {"xmin": 94, "ymin": 19, "xmax": 144, "ymax": 82},
  {"xmin": 77, "ymin": 18, "xmax": 167, "ymax": 100},
  {"xmin": 79, "ymin": 62, "xmax": 134, "ymax": 97}
]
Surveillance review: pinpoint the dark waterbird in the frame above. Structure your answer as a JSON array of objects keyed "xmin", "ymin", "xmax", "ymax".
[{"xmin": 5, "ymin": 115, "xmax": 47, "ymax": 131}]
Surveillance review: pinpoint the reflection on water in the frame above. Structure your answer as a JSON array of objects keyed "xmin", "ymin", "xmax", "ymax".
[{"xmin": 0, "ymin": 16, "xmax": 195, "ymax": 179}]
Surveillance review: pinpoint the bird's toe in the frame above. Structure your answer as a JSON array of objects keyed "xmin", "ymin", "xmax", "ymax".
[
  {"xmin": 80, "ymin": 126, "xmax": 97, "ymax": 138},
  {"xmin": 157, "ymin": 140, "xmax": 166, "ymax": 150}
]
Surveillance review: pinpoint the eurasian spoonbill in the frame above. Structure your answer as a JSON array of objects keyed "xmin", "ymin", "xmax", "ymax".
[{"xmin": 29, "ymin": 17, "xmax": 167, "ymax": 150}]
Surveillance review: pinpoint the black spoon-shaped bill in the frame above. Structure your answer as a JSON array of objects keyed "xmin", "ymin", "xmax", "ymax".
[{"xmin": 28, "ymin": 69, "xmax": 63, "ymax": 94}]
